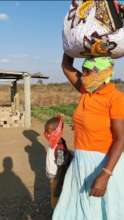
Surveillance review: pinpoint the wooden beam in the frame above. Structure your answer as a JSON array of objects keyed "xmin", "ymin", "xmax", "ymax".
[
  {"xmin": 0, "ymin": 77, "xmax": 22, "ymax": 80},
  {"xmin": 0, "ymin": 77, "xmax": 20, "ymax": 80},
  {"xmin": 0, "ymin": 76, "xmax": 22, "ymax": 80},
  {"xmin": 31, "ymin": 76, "xmax": 49, "ymax": 79}
]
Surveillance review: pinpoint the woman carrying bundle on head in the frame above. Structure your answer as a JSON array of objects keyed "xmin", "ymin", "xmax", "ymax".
[{"xmin": 52, "ymin": 54, "xmax": 124, "ymax": 220}]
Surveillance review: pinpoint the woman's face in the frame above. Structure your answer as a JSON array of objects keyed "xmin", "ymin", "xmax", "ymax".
[
  {"xmin": 81, "ymin": 67, "xmax": 107, "ymax": 93},
  {"xmin": 82, "ymin": 67, "xmax": 97, "ymax": 76}
]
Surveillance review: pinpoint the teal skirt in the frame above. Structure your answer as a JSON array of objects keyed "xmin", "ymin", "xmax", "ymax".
[{"xmin": 52, "ymin": 150, "xmax": 124, "ymax": 220}]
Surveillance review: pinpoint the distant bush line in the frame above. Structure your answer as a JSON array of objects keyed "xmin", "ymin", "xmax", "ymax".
[{"xmin": 31, "ymin": 103, "xmax": 77, "ymax": 125}]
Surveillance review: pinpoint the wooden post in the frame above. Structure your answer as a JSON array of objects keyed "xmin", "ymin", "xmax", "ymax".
[
  {"xmin": 11, "ymin": 81, "xmax": 16, "ymax": 103},
  {"xmin": 24, "ymin": 73, "xmax": 31, "ymax": 128},
  {"xmin": 15, "ymin": 92, "xmax": 20, "ymax": 111},
  {"xmin": 11, "ymin": 80, "xmax": 20, "ymax": 112},
  {"xmin": 11, "ymin": 80, "xmax": 17, "ymax": 111}
]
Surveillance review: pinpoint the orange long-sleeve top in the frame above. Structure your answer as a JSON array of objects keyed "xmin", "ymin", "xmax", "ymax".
[{"xmin": 73, "ymin": 83, "xmax": 124, "ymax": 154}]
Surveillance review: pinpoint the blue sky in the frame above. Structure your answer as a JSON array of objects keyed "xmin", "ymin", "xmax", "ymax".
[{"xmin": 0, "ymin": 1, "xmax": 124, "ymax": 83}]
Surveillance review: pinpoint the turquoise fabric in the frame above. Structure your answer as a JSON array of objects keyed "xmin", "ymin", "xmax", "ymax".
[{"xmin": 52, "ymin": 150, "xmax": 124, "ymax": 220}]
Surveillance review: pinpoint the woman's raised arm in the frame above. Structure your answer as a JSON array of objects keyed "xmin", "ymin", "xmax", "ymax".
[{"xmin": 62, "ymin": 53, "xmax": 82, "ymax": 92}]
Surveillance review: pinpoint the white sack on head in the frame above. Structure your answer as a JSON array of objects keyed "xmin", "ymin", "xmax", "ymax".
[{"xmin": 63, "ymin": 0, "xmax": 124, "ymax": 58}]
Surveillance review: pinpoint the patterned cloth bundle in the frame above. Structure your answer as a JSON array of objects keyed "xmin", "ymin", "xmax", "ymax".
[{"xmin": 63, "ymin": 0, "xmax": 124, "ymax": 58}]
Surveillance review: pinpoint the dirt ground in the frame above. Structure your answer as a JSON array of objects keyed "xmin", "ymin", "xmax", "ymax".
[
  {"xmin": 1, "ymin": 83, "xmax": 123, "ymax": 219},
  {"xmin": 0, "ymin": 118, "xmax": 73, "ymax": 220}
]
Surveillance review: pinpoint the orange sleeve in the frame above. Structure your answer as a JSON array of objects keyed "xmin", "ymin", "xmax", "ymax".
[{"xmin": 110, "ymin": 92, "xmax": 124, "ymax": 119}]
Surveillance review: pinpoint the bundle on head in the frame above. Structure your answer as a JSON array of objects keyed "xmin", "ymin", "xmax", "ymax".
[{"xmin": 63, "ymin": 0, "xmax": 124, "ymax": 58}]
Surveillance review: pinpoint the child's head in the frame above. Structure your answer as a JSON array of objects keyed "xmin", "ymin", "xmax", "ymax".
[
  {"xmin": 44, "ymin": 115, "xmax": 64, "ymax": 149},
  {"xmin": 44, "ymin": 116, "xmax": 61, "ymax": 134}
]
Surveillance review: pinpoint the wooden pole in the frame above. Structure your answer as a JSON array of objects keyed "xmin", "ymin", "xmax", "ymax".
[
  {"xmin": 11, "ymin": 80, "xmax": 17, "ymax": 112},
  {"xmin": 24, "ymin": 73, "xmax": 31, "ymax": 128},
  {"xmin": 15, "ymin": 92, "xmax": 20, "ymax": 111}
]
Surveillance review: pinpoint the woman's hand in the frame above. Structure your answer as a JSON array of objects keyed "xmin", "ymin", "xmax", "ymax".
[
  {"xmin": 90, "ymin": 119, "xmax": 124, "ymax": 197},
  {"xmin": 89, "ymin": 172, "xmax": 110, "ymax": 197}
]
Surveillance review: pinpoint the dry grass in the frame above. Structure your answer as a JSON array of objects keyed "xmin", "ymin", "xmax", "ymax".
[
  {"xmin": 0, "ymin": 83, "xmax": 80, "ymax": 107},
  {"xmin": 0, "ymin": 82, "xmax": 124, "ymax": 107},
  {"xmin": 31, "ymin": 84, "xmax": 80, "ymax": 106}
]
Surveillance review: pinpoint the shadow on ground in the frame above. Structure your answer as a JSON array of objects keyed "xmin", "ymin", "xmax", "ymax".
[
  {"xmin": 0, "ymin": 157, "xmax": 33, "ymax": 220},
  {"xmin": 23, "ymin": 130, "xmax": 52, "ymax": 220},
  {"xmin": 0, "ymin": 130, "xmax": 52, "ymax": 220}
]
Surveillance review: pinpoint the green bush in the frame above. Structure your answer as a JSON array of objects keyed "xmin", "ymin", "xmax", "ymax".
[{"xmin": 32, "ymin": 103, "xmax": 77, "ymax": 125}]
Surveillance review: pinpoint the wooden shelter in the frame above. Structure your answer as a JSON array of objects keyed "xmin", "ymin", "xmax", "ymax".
[{"xmin": 0, "ymin": 70, "xmax": 48, "ymax": 128}]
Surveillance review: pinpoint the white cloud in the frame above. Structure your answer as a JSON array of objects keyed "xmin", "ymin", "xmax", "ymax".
[
  {"xmin": 0, "ymin": 13, "xmax": 9, "ymax": 21},
  {"xmin": 0, "ymin": 58, "xmax": 9, "ymax": 63}
]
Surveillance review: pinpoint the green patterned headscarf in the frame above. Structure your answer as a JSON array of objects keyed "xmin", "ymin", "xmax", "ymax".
[{"xmin": 82, "ymin": 57, "xmax": 114, "ymax": 71}]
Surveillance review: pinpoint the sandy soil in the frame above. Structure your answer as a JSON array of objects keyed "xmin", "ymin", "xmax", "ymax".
[{"xmin": 0, "ymin": 118, "xmax": 73, "ymax": 220}]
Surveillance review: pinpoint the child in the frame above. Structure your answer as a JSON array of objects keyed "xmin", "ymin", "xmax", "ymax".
[{"xmin": 44, "ymin": 115, "xmax": 73, "ymax": 209}]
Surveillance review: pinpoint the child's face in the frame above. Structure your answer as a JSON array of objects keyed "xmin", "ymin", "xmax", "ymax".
[{"xmin": 45, "ymin": 124, "xmax": 55, "ymax": 134}]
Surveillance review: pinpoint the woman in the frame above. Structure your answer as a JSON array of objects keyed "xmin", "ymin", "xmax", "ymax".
[{"xmin": 52, "ymin": 54, "xmax": 124, "ymax": 220}]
